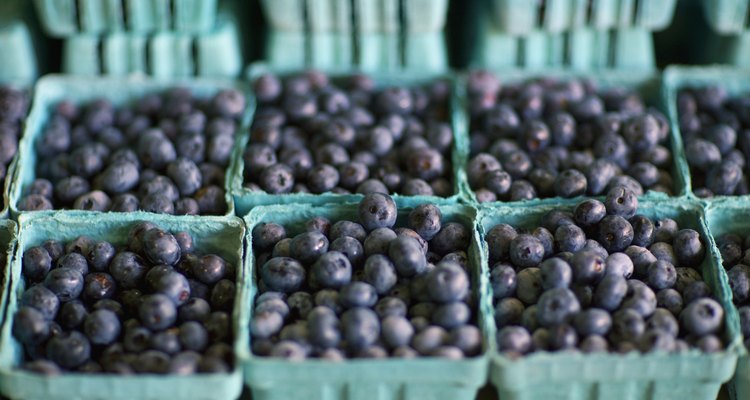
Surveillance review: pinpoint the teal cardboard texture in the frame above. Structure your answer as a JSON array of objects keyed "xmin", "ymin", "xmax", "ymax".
[
  {"xmin": 0, "ymin": 213, "xmax": 246, "ymax": 400},
  {"xmin": 32, "ymin": 0, "xmax": 218, "ymax": 37},
  {"xmin": 663, "ymin": 65, "xmax": 750, "ymax": 201},
  {"xmin": 475, "ymin": 27, "xmax": 658, "ymax": 70},
  {"xmin": 9, "ymin": 74, "xmax": 254, "ymax": 220},
  {"xmin": 260, "ymin": 0, "xmax": 448, "ymax": 70},
  {"xmin": 1, "ymin": 84, "xmax": 31, "ymax": 221},
  {"xmin": 230, "ymin": 64, "xmax": 472, "ymax": 216},
  {"xmin": 459, "ymin": 69, "xmax": 683, "ymax": 207},
  {"xmin": 487, "ymin": 0, "xmax": 677, "ymax": 35},
  {"xmin": 0, "ymin": 22, "xmax": 38, "ymax": 85},
  {"xmin": 238, "ymin": 203, "xmax": 491, "ymax": 400},
  {"xmin": 704, "ymin": 202, "xmax": 750, "ymax": 400},
  {"xmin": 481, "ymin": 199, "xmax": 742, "ymax": 400},
  {"xmin": 61, "ymin": 9, "xmax": 241, "ymax": 78},
  {"xmin": 0, "ymin": 220, "xmax": 17, "ymax": 326},
  {"xmin": 700, "ymin": 0, "xmax": 750, "ymax": 34}
]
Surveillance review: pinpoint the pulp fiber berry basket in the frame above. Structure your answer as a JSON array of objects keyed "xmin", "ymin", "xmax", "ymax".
[
  {"xmin": 0, "ymin": 220, "xmax": 17, "ymax": 321},
  {"xmin": 663, "ymin": 65, "xmax": 750, "ymax": 201},
  {"xmin": 704, "ymin": 201, "xmax": 750, "ymax": 400},
  {"xmin": 238, "ymin": 202, "xmax": 491, "ymax": 400},
  {"xmin": 261, "ymin": 0, "xmax": 448, "ymax": 70},
  {"xmin": 8, "ymin": 74, "xmax": 253, "ymax": 220},
  {"xmin": 0, "ymin": 213, "xmax": 246, "ymax": 400},
  {"xmin": 480, "ymin": 199, "xmax": 742, "ymax": 400},
  {"xmin": 700, "ymin": 0, "xmax": 750, "ymax": 34},
  {"xmin": 32, "ymin": 0, "xmax": 218, "ymax": 37},
  {"xmin": 487, "ymin": 0, "xmax": 678, "ymax": 35},
  {"xmin": 61, "ymin": 8, "xmax": 241, "ymax": 78},
  {"xmin": 260, "ymin": 0, "xmax": 448, "ymax": 34},
  {"xmin": 229, "ymin": 64, "xmax": 472, "ymax": 216},
  {"xmin": 0, "ymin": 22, "xmax": 38, "ymax": 85},
  {"xmin": 460, "ymin": 69, "xmax": 686, "ymax": 207}
]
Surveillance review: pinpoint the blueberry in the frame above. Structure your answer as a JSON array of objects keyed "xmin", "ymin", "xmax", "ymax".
[
  {"xmin": 682, "ymin": 281, "xmax": 711, "ymax": 304},
  {"xmin": 593, "ymin": 273, "xmax": 628, "ymax": 311},
  {"xmin": 358, "ymin": 193, "xmax": 397, "ymax": 231},
  {"xmin": 364, "ymin": 228, "xmax": 397, "ymax": 256},
  {"xmin": 329, "ymin": 236, "xmax": 364, "ymax": 267},
  {"xmin": 87, "ymin": 241, "xmax": 116, "ymax": 272},
  {"xmin": 57, "ymin": 300, "xmax": 88, "ymax": 330},
  {"xmin": 649, "ymin": 242, "xmax": 677, "ymax": 265},
  {"xmin": 621, "ymin": 280, "xmax": 657, "ymax": 318},
  {"xmin": 604, "ymin": 186, "xmax": 638, "ymax": 219},
  {"xmin": 653, "ymin": 218, "xmax": 678, "ymax": 242},
  {"xmin": 388, "ymin": 236, "xmax": 427, "ymax": 278},
  {"xmin": 609, "ymin": 309, "xmax": 645, "ymax": 344},
  {"xmin": 23, "ymin": 247, "xmax": 53, "ymax": 282},
  {"xmin": 302, "ymin": 308, "xmax": 337, "ymax": 350},
  {"xmin": 13, "ymin": 306, "xmax": 50, "ymax": 345},
  {"xmin": 574, "ymin": 199, "xmax": 606, "ymax": 227},
  {"xmin": 539, "ymin": 258, "xmax": 572, "ymax": 290},
  {"xmin": 553, "ymin": 169, "xmax": 587, "ymax": 198},
  {"xmin": 84, "ymin": 309, "xmax": 121, "ymax": 345},
  {"xmin": 426, "ymin": 262, "xmax": 469, "ymax": 303},
  {"xmin": 44, "ymin": 267, "xmax": 84, "ymax": 302},
  {"xmin": 260, "ymin": 257, "xmax": 305, "ymax": 293},
  {"xmin": 57, "ymin": 252, "xmax": 89, "ymax": 276},
  {"xmin": 429, "ymin": 222, "xmax": 470, "ymax": 256},
  {"xmin": 646, "ymin": 260, "xmax": 677, "ymax": 290},
  {"xmin": 656, "ymin": 288, "xmax": 683, "ymax": 316},
  {"xmin": 339, "ymin": 282, "xmax": 378, "ymax": 308},
  {"xmin": 432, "ymin": 302, "xmax": 471, "ymax": 329},
  {"xmin": 83, "ymin": 272, "xmax": 117, "ymax": 301},
  {"xmin": 728, "ymin": 264, "xmax": 750, "ymax": 303},
  {"xmin": 629, "ymin": 215, "xmax": 655, "ymax": 247},
  {"xmin": 380, "ymin": 315, "xmax": 415, "ymax": 349},
  {"xmin": 490, "ymin": 263, "xmax": 517, "ymax": 300},
  {"xmin": 111, "ymin": 194, "xmax": 139, "ymax": 212},
  {"xmin": 496, "ymin": 326, "xmax": 531, "ymax": 354},
  {"xmin": 597, "ymin": 215, "xmax": 634, "ymax": 253},
  {"xmin": 686, "ymin": 139, "xmax": 721, "ymax": 172},
  {"xmin": 139, "ymin": 294, "xmax": 177, "ymax": 331},
  {"xmin": 142, "ymin": 229, "xmax": 181, "ymax": 266},
  {"xmin": 329, "ymin": 221, "xmax": 367, "ymax": 243},
  {"xmin": 412, "ymin": 326, "xmax": 448, "ymax": 355},
  {"xmin": 485, "ymin": 224, "xmax": 517, "ymax": 262},
  {"xmin": 363, "ymin": 254, "xmax": 398, "ymax": 295},
  {"xmin": 509, "ymin": 234, "xmax": 544, "ymax": 268},
  {"xmin": 605, "ymin": 252, "xmax": 634, "ymax": 278},
  {"xmin": 194, "ymin": 254, "xmax": 228, "ymax": 285},
  {"xmin": 536, "ymin": 288, "xmax": 580, "ymax": 327},
  {"xmin": 679, "ymin": 298, "xmax": 723, "ymax": 336},
  {"xmin": 585, "ymin": 159, "xmax": 618, "ymax": 196},
  {"xmin": 341, "ymin": 307, "xmax": 380, "ymax": 350},
  {"xmin": 515, "ymin": 268, "xmax": 543, "ymax": 305},
  {"xmin": 288, "ymin": 232, "xmax": 328, "ymax": 265},
  {"xmin": 573, "ymin": 308, "xmax": 612, "ymax": 337},
  {"xmin": 46, "ymin": 331, "xmax": 91, "ymax": 369},
  {"xmin": 311, "ymin": 251, "xmax": 352, "ymax": 289},
  {"xmin": 646, "ymin": 308, "xmax": 679, "ymax": 336},
  {"xmin": 555, "ymin": 224, "xmax": 586, "ymax": 253},
  {"xmin": 149, "ymin": 329, "xmax": 182, "ymax": 355}
]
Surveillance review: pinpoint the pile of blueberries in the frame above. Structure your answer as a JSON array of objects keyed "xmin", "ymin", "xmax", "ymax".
[
  {"xmin": 13, "ymin": 222, "xmax": 236, "ymax": 374},
  {"xmin": 19, "ymin": 87, "xmax": 246, "ymax": 214},
  {"xmin": 0, "ymin": 86, "xmax": 28, "ymax": 191},
  {"xmin": 250, "ymin": 193, "xmax": 482, "ymax": 359},
  {"xmin": 678, "ymin": 86, "xmax": 750, "ymax": 197},
  {"xmin": 466, "ymin": 71, "xmax": 674, "ymax": 202},
  {"xmin": 491, "ymin": 185, "xmax": 726, "ymax": 354},
  {"xmin": 718, "ymin": 232, "xmax": 750, "ymax": 348},
  {"xmin": 245, "ymin": 71, "xmax": 455, "ymax": 197}
]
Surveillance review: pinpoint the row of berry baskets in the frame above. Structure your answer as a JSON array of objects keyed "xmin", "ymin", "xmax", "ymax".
[{"xmin": 0, "ymin": 64, "xmax": 750, "ymax": 400}]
